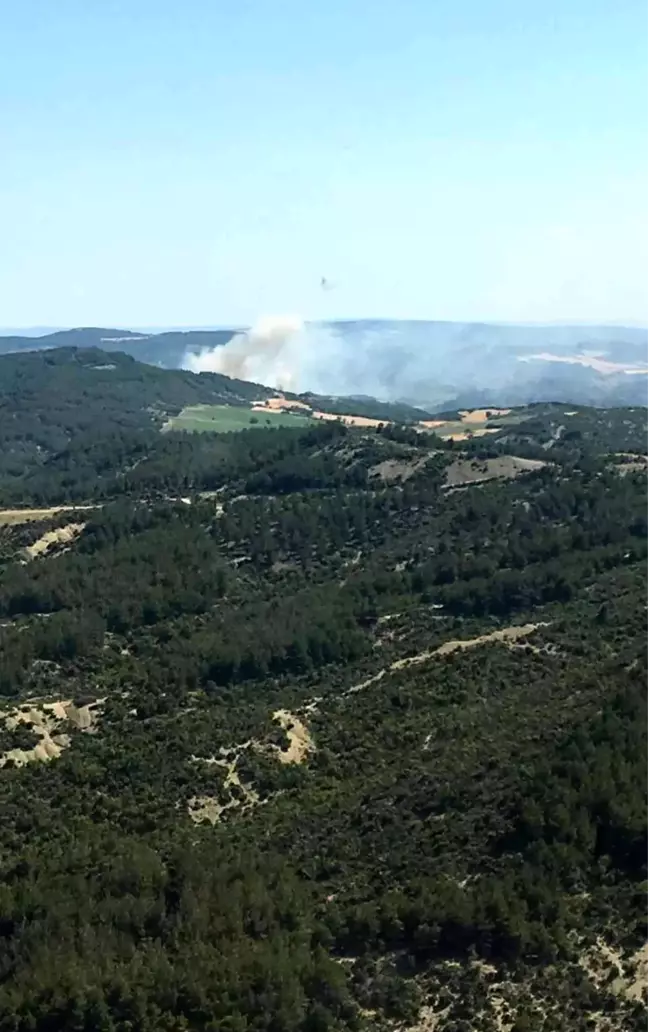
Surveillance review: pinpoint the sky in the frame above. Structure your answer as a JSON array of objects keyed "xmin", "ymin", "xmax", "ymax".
[{"xmin": 0, "ymin": 0, "xmax": 646, "ymax": 329}]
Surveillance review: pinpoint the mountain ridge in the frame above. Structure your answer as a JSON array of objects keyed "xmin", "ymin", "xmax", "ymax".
[{"xmin": 0, "ymin": 321, "xmax": 646, "ymax": 409}]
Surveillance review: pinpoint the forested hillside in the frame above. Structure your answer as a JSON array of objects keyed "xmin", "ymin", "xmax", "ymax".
[
  {"xmin": 0, "ymin": 359, "xmax": 645, "ymax": 1031},
  {"xmin": 0, "ymin": 347, "xmax": 271, "ymax": 498},
  {"xmin": 0, "ymin": 327, "xmax": 238, "ymax": 366}
]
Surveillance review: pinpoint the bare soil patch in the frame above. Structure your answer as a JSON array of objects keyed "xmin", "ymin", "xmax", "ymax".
[
  {"xmin": 271, "ymin": 709, "xmax": 314, "ymax": 764},
  {"xmin": 26, "ymin": 522, "xmax": 86, "ymax": 558},
  {"xmin": 580, "ymin": 938, "xmax": 648, "ymax": 1004},
  {"xmin": 0, "ymin": 697, "xmax": 103, "ymax": 768},
  {"xmin": 252, "ymin": 396, "xmax": 312, "ymax": 412},
  {"xmin": 447, "ymin": 428, "xmax": 502, "ymax": 441},
  {"xmin": 188, "ymin": 707, "xmax": 316, "ymax": 826},
  {"xmin": 348, "ymin": 624, "xmax": 547, "ymax": 693},
  {"xmin": 189, "ymin": 750, "xmax": 260, "ymax": 824},
  {"xmin": 401, "ymin": 1004, "xmax": 449, "ymax": 1031},
  {"xmin": 401, "ymin": 623, "xmax": 545, "ymax": 670},
  {"xmin": 187, "ymin": 796, "xmax": 224, "ymax": 824}
]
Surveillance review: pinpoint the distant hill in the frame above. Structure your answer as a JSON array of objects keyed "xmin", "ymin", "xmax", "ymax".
[
  {"xmin": 0, "ymin": 346, "xmax": 271, "ymax": 494},
  {"xmin": 0, "ymin": 326, "xmax": 239, "ymax": 367},
  {"xmin": 314, "ymin": 320, "xmax": 648, "ymax": 410},
  {"xmin": 0, "ymin": 321, "xmax": 646, "ymax": 409}
]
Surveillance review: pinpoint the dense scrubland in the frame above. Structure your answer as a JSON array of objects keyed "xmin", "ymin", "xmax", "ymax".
[{"xmin": 0, "ymin": 347, "xmax": 645, "ymax": 1031}]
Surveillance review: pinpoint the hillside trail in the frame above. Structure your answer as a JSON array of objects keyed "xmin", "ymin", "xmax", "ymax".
[{"xmin": 346, "ymin": 623, "xmax": 547, "ymax": 695}]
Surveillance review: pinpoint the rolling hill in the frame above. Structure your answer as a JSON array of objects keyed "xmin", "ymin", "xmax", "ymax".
[
  {"xmin": 0, "ymin": 326, "xmax": 238, "ymax": 366},
  {"xmin": 0, "ymin": 341, "xmax": 645, "ymax": 1029},
  {"xmin": 1, "ymin": 320, "xmax": 646, "ymax": 409}
]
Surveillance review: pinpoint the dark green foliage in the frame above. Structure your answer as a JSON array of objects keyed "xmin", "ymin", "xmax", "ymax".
[
  {"xmin": 0, "ymin": 346, "xmax": 270, "ymax": 502},
  {"xmin": 0, "ymin": 361, "xmax": 644, "ymax": 1031}
]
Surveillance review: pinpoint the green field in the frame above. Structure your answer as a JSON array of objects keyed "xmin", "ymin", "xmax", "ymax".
[{"xmin": 164, "ymin": 404, "xmax": 315, "ymax": 433}]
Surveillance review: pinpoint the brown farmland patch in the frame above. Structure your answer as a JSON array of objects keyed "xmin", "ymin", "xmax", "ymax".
[{"xmin": 459, "ymin": 407, "xmax": 511, "ymax": 423}]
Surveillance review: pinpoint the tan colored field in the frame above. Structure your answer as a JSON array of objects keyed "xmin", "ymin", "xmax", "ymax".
[
  {"xmin": 313, "ymin": 410, "xmax": 388, "ymax": 428},
  {"xmin": 252, "ymin": 396, "xmax": 312, "ymax": 412},
  {"xmin": 250, "ymin": 395, "xmax": 391, "ymax": 427},
  {"xmin": 223, "ymin": 398, "xmax": 522, "ymax": 439},
  {"xmin": 520, "ymin": 352, "xmax": 648, "ymax": 375},
  {"xmin": 459, "ymin": 407, "xmax": 511, "ymax": 423},
  {"xmin": 418, "ymin": 408, "xmax": 512, "ymax": 440},
  {"xmin": 0, "ymin": 505, "xmax": 95, "ymax": 527},
  {"xmin": 26, "ymin": 521, "xmax": 86, "ymax": 558},
  {"xmin": 445, "ymin": 428, "xmax": 501, "ymax": 442},
  {"xmin": 193, "ymin": 397, "xmax": 521, "ymax": 439}
]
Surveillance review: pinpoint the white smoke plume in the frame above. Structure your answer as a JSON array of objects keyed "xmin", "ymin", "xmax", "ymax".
[
  {"xmin": 185, "ymin": 315, "xmax": 306, "ymax": 391},
  {"xmin": 183, "ymin": 315, "xmax": 423, "ymax": 397},
  {"xmin": 182, "ymin": 316, "xmax": 648, "ymax": 407}
]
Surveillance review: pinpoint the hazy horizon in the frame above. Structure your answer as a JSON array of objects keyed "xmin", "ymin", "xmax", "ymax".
[{"xmin": 1, "ymin": 316, "xmax": 648, "ymax": 337}]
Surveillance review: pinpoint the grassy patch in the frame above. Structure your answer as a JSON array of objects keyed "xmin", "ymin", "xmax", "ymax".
[{"xmin": 164, "ymin": 404, "xmax": 315, "ymax": 433}]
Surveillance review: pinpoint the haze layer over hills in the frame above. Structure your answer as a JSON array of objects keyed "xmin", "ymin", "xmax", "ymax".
[{"xmin": 1, "ymin": 320, "xmax": 646, "ymax": 410}]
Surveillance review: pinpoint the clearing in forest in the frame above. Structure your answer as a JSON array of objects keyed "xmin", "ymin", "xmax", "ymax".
[
  {"xmin": 418, "ymin": 407, "xmax": 528, "ymax": 441},
  {"xmin": 163, "ymin": 403, "xmax": 314, "ymax": 433},
  {"xmin": 459, "ymin": 408, "xmax": 512, "ymax": 423},
  {"xmin": 252, "ymin": 396, "xmax": 312, "ymax": 412},
  {"xmin": 612, "ymin": 453, "xmax": 648, "ymax": 476},
  {"xmin": 312, "ymin": 410, "xmax": 388, "ymax": 429}
]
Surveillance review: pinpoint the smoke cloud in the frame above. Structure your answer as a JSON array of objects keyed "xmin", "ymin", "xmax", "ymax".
[
  {"xmin": 186, "ymin": 315, "xmax": 305, "ymax": 391},
  {"xmin": 182, "ymin": 317, "xmax": 648, "ymax": 407},
  {"xmin": 183, "ymin": 315, "xmax": 418, "ymax": 398}
]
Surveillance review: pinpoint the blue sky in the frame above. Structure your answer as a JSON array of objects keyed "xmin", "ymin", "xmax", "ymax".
[{"xmin": 1, "ymin": 0, "xmax": 646, "ymax": 328}]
